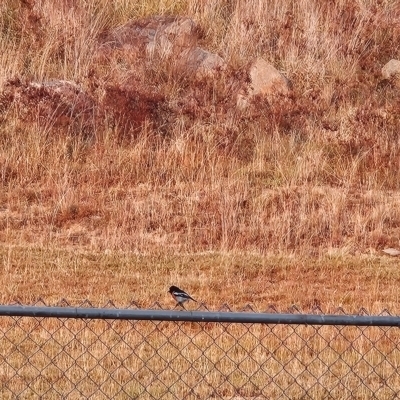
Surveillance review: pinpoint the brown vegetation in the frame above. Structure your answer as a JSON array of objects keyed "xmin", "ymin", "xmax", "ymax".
[
  {"xmin": 1, "ymin": 3, "xmax": 400, "ymax": 397},
  {"xmin": 1, "ymin": 246, "xmax": 400, "ymax": 313},
  {"xmin": 0, "ymin": 0, "xmax": 400, "ymax": 309}
]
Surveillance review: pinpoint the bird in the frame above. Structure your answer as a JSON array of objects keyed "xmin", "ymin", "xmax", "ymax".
[{"xmin": 168, "ymin": 285, "xmax": 197, "ymax": 309}]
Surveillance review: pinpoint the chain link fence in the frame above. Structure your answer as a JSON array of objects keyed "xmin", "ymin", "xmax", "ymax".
[{"xmin": 0, "ymin": 301, "xmax": 399, "ymax": 399}]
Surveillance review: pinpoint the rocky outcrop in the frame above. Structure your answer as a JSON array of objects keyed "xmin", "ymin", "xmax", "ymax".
[
  {"xmin": 0, "ymin": 79, "xmax": 96, "ymax": 134},
  {"xmin": 99, "ymin": 15, "xmax": 199, "ymax": 59},
  {"xmin": 0, "ymin": 78, "xmax": 170, "ymax": 137},
  {"xmin": 98, "ymin": 15, "xmax": 225, "ymax": 81},
  {"xmin": 0, "ymin": 17, "xmax": 297, "ymax": 138}
]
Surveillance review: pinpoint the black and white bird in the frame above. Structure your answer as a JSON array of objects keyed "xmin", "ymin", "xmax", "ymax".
[{"xmin": 168, "ymin": 286, "xmax": 197, "ymax": 309}]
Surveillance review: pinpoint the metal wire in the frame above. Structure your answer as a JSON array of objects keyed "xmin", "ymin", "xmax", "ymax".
[{"xmin": 0, "ymin": 302, "xmax": 399, "ymax": 399}]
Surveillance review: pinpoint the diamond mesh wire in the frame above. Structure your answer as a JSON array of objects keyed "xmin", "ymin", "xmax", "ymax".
[{"xmin": 0, "ymin": 303, "xmax": 399, "ymax": 399}]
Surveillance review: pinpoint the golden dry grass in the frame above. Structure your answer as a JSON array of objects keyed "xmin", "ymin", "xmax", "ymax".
[
  {"xmin": 1, "ymin": 245, "xmax": 400, "ymax": 312},
  {"xmin": 1, "ymin": 0, "xmax": 400, "ymax": 397},
  {"xmin": 1, "ymin": 0, "xmax": 400, "ymax": 256},
  {"xmin": 2, "ymin": 316, "xmax": 399, "ymax": 399},
  {"xmin": 1, "ymin": 246, "xmax": 399, "ymax": 399}
]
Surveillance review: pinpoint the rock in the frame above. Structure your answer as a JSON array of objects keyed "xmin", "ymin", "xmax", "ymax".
[
  {"xmin": 381, "ymin": 59, "xmax": 400, "ymax": 80},
  {"xmin": 237, "ymin": 57, "xmax": 291, "ymax": 109},
  {"xmin": 99, "ymin": 15, "xmax": 199, "ymax": 59},
  {"xmin": 382, "ymin": 248, "xmax": 400, "ymax": 256},
  {"xmin": 0, "ymin": 79, "xmax": 96, "ymax": 133},
  {"xmin": 177, "ymin": 47, "xmax": 226, "ymax": 79},
  {"xmin": 0, "ymin": 77, "xmax": 170, "ymax": 136},
  {"xmin": 381, "ymin": 60, "xmax": 400, "ymax": 88},
  {"xmin": 97, "ymin": 15, "xmax": 226, "ymax": 85}
]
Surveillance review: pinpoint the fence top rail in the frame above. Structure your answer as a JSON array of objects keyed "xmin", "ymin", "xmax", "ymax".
[{"xmin": 0, "ymin": 305, "xmax": 398, "ymax": 326}]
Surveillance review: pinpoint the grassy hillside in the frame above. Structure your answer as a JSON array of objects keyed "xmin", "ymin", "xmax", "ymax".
[{"xmin": 0, "ymin": 0, "xmax": 400, "ymax": 308}]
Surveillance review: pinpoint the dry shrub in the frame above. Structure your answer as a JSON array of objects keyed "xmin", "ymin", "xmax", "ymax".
[{"xmin": 100, "ymin": 84, "xmax": 167, "ymax": 138}]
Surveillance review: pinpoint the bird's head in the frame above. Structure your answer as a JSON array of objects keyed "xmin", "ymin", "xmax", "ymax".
[{"xmin": 168, "ymin": 286, "xmax": 180, "ymax": 293}]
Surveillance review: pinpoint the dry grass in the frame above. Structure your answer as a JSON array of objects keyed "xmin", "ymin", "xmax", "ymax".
[
  {"xmin": 1, "ymin": 0, "xmax": 400, "ymax": 255},
  {"xmin": 1, "ymin": 0, "xmax": 400, "ymax": 397},
  {"xmin": 2, "ymin": 316, "xmax": 399, "ymax": 399},
  {"xmin": 1, "ymin": 244, "xmax": 400, "ymax": 399},
  {"xmin": 1, "ymin": 245, "xmax": 400, "ymax": 312}
]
